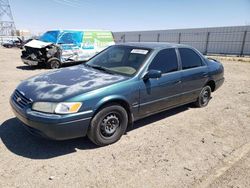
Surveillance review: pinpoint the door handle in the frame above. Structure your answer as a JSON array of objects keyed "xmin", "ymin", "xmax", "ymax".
[
  {"xmin": 202, "ymin": 73, "xmax": 208, "ymax": 78},
  {"xmin": 174, "ymin": 80, "xmax": 182, "ymax": 85}
]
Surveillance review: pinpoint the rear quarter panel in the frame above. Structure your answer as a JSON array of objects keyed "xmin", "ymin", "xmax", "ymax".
[{"xmin": 207, "ymin": 59, "xmax": 224, "ymax": 82}]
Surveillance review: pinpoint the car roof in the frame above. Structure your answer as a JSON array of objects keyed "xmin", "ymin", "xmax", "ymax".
[{"xmin": 118, "ymin": 42, "xmax": 189, "ymax": 50}]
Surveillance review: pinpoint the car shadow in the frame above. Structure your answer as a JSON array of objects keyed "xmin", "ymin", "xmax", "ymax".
[
  {"xmin": 128, "ymin": 105, "xmax": 190, "ymax": 131},
  {"xmin": 0, "ymin": 118, "xmax": 97, "ymax": 159},
  {"xmin": 16, "ymin": 65, "xmax": 41, "ymax": 70},
  {"xmin": 0, "ymin": 105, "xmax": 190, "ymax": 160}
]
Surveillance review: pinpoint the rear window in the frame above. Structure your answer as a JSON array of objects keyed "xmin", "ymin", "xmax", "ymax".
[{"xmin": 179, "ymin": 48, "xmax": 203, "ymax": 70}]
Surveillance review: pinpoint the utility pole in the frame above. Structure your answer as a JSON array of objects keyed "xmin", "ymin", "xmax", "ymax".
[{"xmin": 0, "ymin": 0, "xmax": 16, "ymax": 36}]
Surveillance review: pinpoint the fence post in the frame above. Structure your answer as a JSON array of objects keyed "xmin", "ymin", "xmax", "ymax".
[
  {"xmin": 157, "ymin": 33, "xmax": 160, "ymax": 42},
  {"xmin": 204, "ymin": 32, "xmax": 210, "ymax": 55},
  {"xmin": 178, "ymin": 33, "xmax": 181, "ymax": 44},
  {"xmin": 240, "ymin": 31, "xmax": 247, "ymax": 56},
  {"xmin": 138, "ymin": 34, "xmax": 141, "ymax": 42}
]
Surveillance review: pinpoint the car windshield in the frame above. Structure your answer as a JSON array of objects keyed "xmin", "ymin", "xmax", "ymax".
[
  {"xmin": 39, "ymin": 31, "xmax": 60, "ymax": 43},
  {"xmin": 86, "ymin": 46, "xmax": 151, "ymax": 76}
]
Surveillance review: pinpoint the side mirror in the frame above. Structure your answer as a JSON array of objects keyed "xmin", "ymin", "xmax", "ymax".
[{"xmin": 143, "ymin": 70, "xmax": 162, "ymax": 80}]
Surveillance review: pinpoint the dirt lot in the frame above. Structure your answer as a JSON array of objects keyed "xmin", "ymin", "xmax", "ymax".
[{"xmin": 0, "ymin": 47, "xmax": 250, "ymax": 188}]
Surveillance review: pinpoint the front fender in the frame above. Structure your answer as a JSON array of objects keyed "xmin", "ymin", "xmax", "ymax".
[{"xmin": 94, "ymin": 95, "xmax": 130, "ymax": 111}]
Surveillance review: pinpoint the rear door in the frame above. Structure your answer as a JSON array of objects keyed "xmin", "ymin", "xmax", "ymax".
[
  {"xmin": 139, "ymin": 48, "xmax": 182, "ymax": 116},
  {"xmin": 178, "ymin": 48, "xmax": 209, "ymax": 103}
]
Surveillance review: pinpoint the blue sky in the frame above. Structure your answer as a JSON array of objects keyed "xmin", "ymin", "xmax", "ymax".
[{"xmin": 9, "ymin": 0, "xmax": 250, "ymax": 33}]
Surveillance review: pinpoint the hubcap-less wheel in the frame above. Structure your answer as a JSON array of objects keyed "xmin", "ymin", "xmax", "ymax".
[
  {"xmin": 201, "ymin": 89, "xmax": 209, "ymax": 105},
  {"xmin": 195, "ymin": 85, "xmax": 211, "ymax": 107},
  {"xmin": 87, "ymin": 105, "xmax": 128, "ymax": 146},
  {"xmin": 50, "ymin": 60, "xmax": 60, "ymax": 69},
  {"xmin": 100, "ymin": 113, "xmax": 120, "ymax": 137}
]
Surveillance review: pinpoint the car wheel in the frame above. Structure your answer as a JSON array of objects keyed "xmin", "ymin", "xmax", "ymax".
[
  {"xmin": 47, "ymin": 58, "xmax": 61, "ymax": 69},
  {"xmin": 194, "ymin": 85, "xmax": 211, "ymax": 107},
  {"xmin": 87, "ymin": 104, "xmax": 128, "ymax": 146}
]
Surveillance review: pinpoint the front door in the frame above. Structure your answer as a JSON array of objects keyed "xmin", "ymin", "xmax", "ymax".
[{"xmin": 139, "ymin": 48, "xmax": 182, "ymax": 116}]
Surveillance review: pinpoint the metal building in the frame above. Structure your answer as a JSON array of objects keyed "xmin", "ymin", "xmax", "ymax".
[{"xmin": 113, "ymin": 26, "xmax": 250, "ymax": 56}]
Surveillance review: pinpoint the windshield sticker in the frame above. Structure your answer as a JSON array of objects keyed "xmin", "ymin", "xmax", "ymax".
[{"xmin": 131, "ymin": 49, "xmax": 148, "ymax": 55}]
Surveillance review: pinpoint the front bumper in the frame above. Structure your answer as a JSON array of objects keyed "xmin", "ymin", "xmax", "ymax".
[
  {"xmin": 10, "ymin": 99, "xmax": 92, "ymax": 140},
  {"xmin": 22, "ymin": 58, "xmax": 39, "ymax": 66}
]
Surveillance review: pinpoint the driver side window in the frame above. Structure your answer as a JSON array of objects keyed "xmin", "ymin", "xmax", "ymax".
[{"xmin": 148, "ymin": 48, "xmax": 178, "ymax": 74}]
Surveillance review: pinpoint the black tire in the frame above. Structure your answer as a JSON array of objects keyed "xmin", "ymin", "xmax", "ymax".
[
  {"xmin": 47, "ymin": 58, "xmax": 61, "ymax": 69},
  {"xmin": 194, "ymin": 85, "xmax": 212, "ymax": 107},
  {"xmin": 87, "ymin": 104, "xmax": 128, "ymax": 146}
]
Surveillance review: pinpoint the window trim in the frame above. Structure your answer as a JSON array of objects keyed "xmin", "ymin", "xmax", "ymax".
[{"xmin": 177, "ymin": 47, "xmax": 206, "ymax": 71}]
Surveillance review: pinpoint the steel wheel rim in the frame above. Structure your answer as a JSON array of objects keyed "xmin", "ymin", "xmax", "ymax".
[
  {"xmin": 51, "ymin": 61, "xmax": 59, "ymax": 69},
  {"xmin": 100, "ymin": 113, "xmax": 120, "ymax": 138},
  {"xmin": 201, "ymin": 88, "xmax": 210, "ymax": 105}
]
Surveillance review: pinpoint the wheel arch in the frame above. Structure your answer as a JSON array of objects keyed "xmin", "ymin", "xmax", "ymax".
[
  {"xmin": 94, "ymin": 96, "xmax": 134, "ymax": 126},
  {"xmin": 205, "ymin": 80, "xmax": 216, "ymax": 92}
]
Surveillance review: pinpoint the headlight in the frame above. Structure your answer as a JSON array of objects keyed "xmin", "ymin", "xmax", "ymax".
[
  {"xmin": 32, "ymin": 102, "xmax": 82, "ymax": 114},
  {"xmin": 32, "ymin": 102, "xmax": 57, "ymax": 113},
  {"xmin": 55, "ymin": 102, "xmax": 82, "ymax": 114}
]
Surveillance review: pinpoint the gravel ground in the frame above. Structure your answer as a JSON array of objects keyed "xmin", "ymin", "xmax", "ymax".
[{"xmin": 0, "ymin": 48, "xmax": 250, "ymax": 188}]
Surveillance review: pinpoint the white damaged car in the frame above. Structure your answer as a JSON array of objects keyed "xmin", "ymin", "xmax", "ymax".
[{"xmin": 21, "ymin": 30, "xmax": 115, "ymax": 69}]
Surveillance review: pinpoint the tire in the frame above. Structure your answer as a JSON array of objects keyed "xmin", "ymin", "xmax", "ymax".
[
  {"xmin": 87, "ymin": 104, "xmax": 128, "ymax": 146},
  {"xmin": 47, "ymin": 58, "xmax": 61, "ymax": 69},
  {"xmin": 194, "ymin": 85, "xmax": 212, "ymax": 107}
]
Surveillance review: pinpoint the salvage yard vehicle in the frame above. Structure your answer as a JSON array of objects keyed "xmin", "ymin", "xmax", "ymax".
[
  {"xmin": 2, "ymin": 38, "xmax": 23, "ymax": 48},
  {"xmin": 10, "ymin": 42, "xmax": 224, "ymax": 146},
  {"xmin": 21, "ymin": 30, "xmax": 115, "ymax": 69}
]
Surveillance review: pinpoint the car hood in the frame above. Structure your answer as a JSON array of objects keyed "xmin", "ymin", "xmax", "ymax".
[
  {"xmin": 17, "ymin": 65, "xmax": 128, "ymax": 101},
  {"xmin": 24, "ymin": 39, "xmax": 52, "ymax": 49}
]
